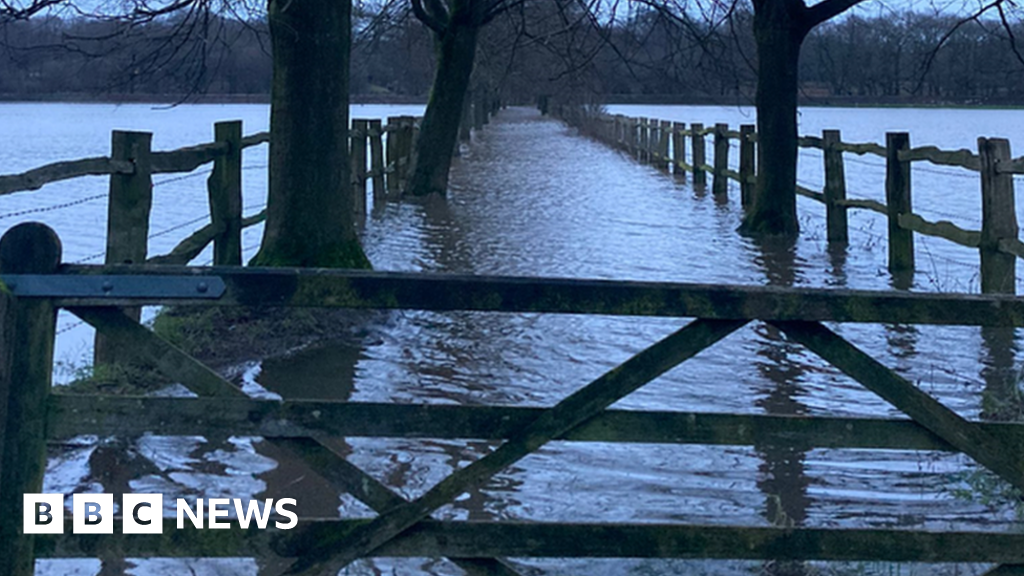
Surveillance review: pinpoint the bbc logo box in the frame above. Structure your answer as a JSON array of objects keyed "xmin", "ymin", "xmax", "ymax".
[
  {"xmin": 24, "ymin": 493, "xmax": 163, "ymax": 534},
  {"xmin": 24, "ymin": 493, "xmax": 296, "ymax": 534}
]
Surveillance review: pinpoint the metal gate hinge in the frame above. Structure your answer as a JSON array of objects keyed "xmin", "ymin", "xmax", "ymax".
[{"xmin": 0, "ymin": 274, "xmax": 226, "ymax": 299}]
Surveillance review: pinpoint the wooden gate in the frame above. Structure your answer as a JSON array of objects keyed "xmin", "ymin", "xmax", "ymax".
[{"xmin": 2, "ymin": 222, "xmax": 1024, "ymax": 575}]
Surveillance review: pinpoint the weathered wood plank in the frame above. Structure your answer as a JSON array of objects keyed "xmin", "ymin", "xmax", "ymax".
[
  {"xmin": 836, "ymin": 197, "xmax": 888, "ymax": 214},
  {"xmin": 0, "ymin": 131, "xmax": 263, "ymax": 197},
  {"xmin": 272, "ymin": 438, "xmax": 526, "ymax": 576},
  {"xmin": 835, "ymin": 141, "xmax": 887, "ymax": 157},
  {"xmin": 886, "ymin": 132, "xmax": 914, "ymax": 274},
  {"xmin": 691, "ymin": 122, "xmax": 706, "ymax": 187},
  {"xmin": 70, "ymin": 307, "xmax": 245, "ymax": 399},
  {"xmin": 0, "ymin": 223, "xmax": 60, "ymax": 576},
  {"xmin": 286, "ymin": 320, "xmax": 745, "ymax": 573},
  {"xmin": 69, "ymin": 303, "xmax": 521, "ymax": 574},
  {"xmin": 796, "ymin": 184, "xmax": 825, "ymax": 203},
  {"xmin": 208, "ymin": 121, "xmax": 243, "ymax": 266},
  {"xmin": 998, "ymin": 237, "xmax": 1024, "ymax": 259},
  {"xmin": 897, "ymin": 213, "xmax": 981, "ymax": 248},
  {"xmin": 774, "ymin": 320, "xmax": 1024, "ymax": 493},
  {"xmin": 48, "ymin": 396, "xmax": 1024, "ymax": 452},
  {"xmin": 145, "ymin": 210, "xmax": 264, "ymax": 266},
  {"xmin": 979, "ymin": 138, "xmax": 1018, "ymax": 294},
  {"xmin": 0, "ymin": 157, "xmax": 133, "ymax": 195},
  {"xmin": 797, "ymin": 135, "xmax": 824, "ymax": 149},
  {"xmin": 658, "ymin": 120, "xmax": 671, "ymax": 171},
  {"xmin": 672, "ymin": 121, "xmax": 686, "ymax": 177},
  {"xmin": 369, "ymin": 119, "xmax": 385, "ymax": 202},
  {"xmin": 823, "ymin": 129, "xmax": 849, "ymax": 243},
  {"xmin": 34, "ymin": 265, "xmax": 1024, "ymax": 327},
  {"xmin": 36, "ymin": 521, "xmax": 1024, "ymax": 563},
  {"xmin": 898, "ymin": 145, "xmax": 981, "ymax": 171},
  {"xmin": 95, "ymin": 130, "xmax": 152, "ymax": 367},
  {"xmin": 0, "ymin": 288, "xmax": 13, "ymax": 492},
  {"xmin": 713, "ymin": 123, "xmax": 729, "ymax": 196},
  {"xmin": 240, "ymin": 131, "xmax": 270, "ymax": 149},
  {"xmin": 150, "ymin": 142, "xmax": 227, "ymax": 173}
]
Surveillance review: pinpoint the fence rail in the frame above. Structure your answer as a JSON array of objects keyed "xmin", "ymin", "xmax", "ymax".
[
  {"xmin": 560, "ymin": 108, "xmax": 1021, "ymax": 295},
  {"xmin": 0, "ymin": 110, "xmax": 499, "ymax": 266},
  {"xmin": 1, "ymin": 222, "xmax": 1024, "ymax": 574}
]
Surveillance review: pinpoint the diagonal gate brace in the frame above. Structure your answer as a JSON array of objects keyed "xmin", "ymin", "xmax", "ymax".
[
  {"xmin": 283, "ymin": 318, "xmax": 748, "ymax": 575},
  {"xmin": 70, "ymin": 307, "xmax": 523, "ymax": 575},
  {"xmin": 772, "ymin": 320, "xmax": 1024, "ymax": 493}
]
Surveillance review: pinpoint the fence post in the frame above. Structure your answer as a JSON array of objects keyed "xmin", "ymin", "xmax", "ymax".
[
  {"xmin": 673, "ymin": 122, "xmax": 686, "ymax": 178},
  {"xmin": 979, "ymin": 137, "xmax": 1018, "ymax": 294},
  {"xmin": 369, "ymin": 119, "xmax": 385, "ymax": 203},
  {"xmin": 0, "ymin": 223, "xmax": 60, "ymax": 576},
  {"xmin": 631, "ymin": 118, "xmax": 639, "ymax": 158},
  {"xmin": 692, "ymin": 122, "xmax": 706, "ymax": 188},
  {"xmin": 740, "ymin": 124, "xmax": 755, "ymax": 208},
  {"xmin": 885, "ymin": 132, "xmax": 914, "ymax": 275},
  {"xmin": 95, "ymin": 130, "xmax": 152, "ymax": 367},
  {"xmin": 385, "ymin": 117, "xmax": 399, "ymax": 195},
  {"xmin": 403, "ymin": 117, "xmax": 418, "ymax": 191},
  {"xmin": 713, "ymin": 123, "xmax": 730, "ymax": 197},
  {"xmin": 658, "ymin": 120, "xmax": 671, "ymax": 171},
  {"xmin": 351, "ymin": 119, "xmax": 368, "ymax": 215},
  {"xmin": 638, "ymin": 118, "xmax": 648, "ymax": 163},
  {"xmin": 208, "ymin": 120, "xmax": 242, "ymax": 265},
  {"xmin": 823, "ymin": 129, "xmax": 848, "ymax": 244}
]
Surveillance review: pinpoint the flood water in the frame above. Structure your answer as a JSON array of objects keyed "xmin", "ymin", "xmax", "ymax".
[{"xmin": 2, "ymin": 102, "xmax": 1024, "ymax": 575}]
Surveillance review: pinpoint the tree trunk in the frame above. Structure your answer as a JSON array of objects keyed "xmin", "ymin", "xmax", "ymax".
[
  {"xmin": 251, "ymin": 0, "xmax": 370, "ymax": 268},
  {"xmin": 406, "ymin": 21, "xmax": 479, "ymax": 197},
  {"xmin": 740, "ymin": 8, "xmax": 807, "ymax": 237}
]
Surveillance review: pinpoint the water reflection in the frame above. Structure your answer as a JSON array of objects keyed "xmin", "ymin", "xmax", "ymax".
[
  {"xmin": 980, "ymin": 327, "xmax": 1022, "ymax": 422},
  {"xmin": 749, "ymin": 235, "xmax": 811, "ymax": 576}
]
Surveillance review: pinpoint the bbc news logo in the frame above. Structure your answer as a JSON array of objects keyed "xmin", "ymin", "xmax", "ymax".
[{"xmin": 24, "ymin": 494, "xmax": 298, "ymax": 534}]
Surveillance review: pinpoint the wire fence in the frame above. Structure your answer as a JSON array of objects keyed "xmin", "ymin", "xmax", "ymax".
[{"xmin": 0, "ymin": 192, "xmax": 108, "ymax": 221}]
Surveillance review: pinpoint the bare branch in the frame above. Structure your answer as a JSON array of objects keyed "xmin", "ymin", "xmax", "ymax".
[
  {"xmin": 803, "ymin": 0, "xmax": 867, "ymax": 30},
  {"xmin": 411, "ymin": 0, "xmax": 446, "ymax": 34}
]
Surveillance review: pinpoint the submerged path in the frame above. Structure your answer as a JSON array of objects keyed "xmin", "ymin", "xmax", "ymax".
[{"xmin": 36, "ymin": 106, "xmax": 1024, "ymax": 576}]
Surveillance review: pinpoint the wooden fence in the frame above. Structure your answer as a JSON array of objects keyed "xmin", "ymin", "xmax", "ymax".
[
  {"xmin": 0, "ymin": 102, "xmax": 506, "ymax": 268},
  {"xmin": 2, "ymin": 222, "xmax": 1024, "ymax": 575},
  {"xmin": 561, "ymin": 109, "xmax": 1022, "ymax": 296}
]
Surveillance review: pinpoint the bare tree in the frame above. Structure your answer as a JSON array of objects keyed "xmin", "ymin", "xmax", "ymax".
[{"xmin": 405, "ymin": 0, "xmax": 527, "ymax": 196}]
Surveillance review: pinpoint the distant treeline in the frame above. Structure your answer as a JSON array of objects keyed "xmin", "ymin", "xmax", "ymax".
[
  {"xmin": 2, "ymin": 8, "xmax": 1023, "ymax": 105},
  {"xmin": 593, "ymin": 8, "xmax": 1024, "ymax": 105}
]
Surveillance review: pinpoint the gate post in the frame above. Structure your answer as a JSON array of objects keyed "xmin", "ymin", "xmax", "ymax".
[
  {"xmin": 96, "ymin": 130, "xmax": 152, "ymax": 366},
  {"xmin": 0, "ymin": 223, "xmax": 60, "ymax": 576}
]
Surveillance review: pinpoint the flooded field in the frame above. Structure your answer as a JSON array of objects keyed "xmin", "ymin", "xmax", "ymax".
[{"xmin": 2, "ymin": 102, "xmax": 1022, "ymax": 575}]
